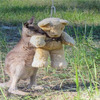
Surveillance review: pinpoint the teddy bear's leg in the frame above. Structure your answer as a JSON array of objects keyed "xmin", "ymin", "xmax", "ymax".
[
  {"xmin": 32, "ymin": 48, "xmax": 49, "ymax": 68},
  {"xmin": 50, "ymin": 48, "xmax": 67, "ymax": 68}
]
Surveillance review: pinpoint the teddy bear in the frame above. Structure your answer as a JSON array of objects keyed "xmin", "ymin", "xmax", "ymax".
[{"xmin": 30, "ymin": 18, "xmax": 75, "ymax": 68}]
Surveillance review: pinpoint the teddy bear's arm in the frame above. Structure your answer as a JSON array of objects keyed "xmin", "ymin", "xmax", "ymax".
[
  {"xmin": 30, "ymin": 34, "xmax": 46, "ymax": 47},
  {"xmin": 61, "ymin": 31, "xmax": 75, "ymax": 46}
]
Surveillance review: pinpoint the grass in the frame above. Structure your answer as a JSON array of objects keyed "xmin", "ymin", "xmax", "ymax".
[
  {"xmin": 0, "ymin": 0, "xmax": 100, "ymax": 25},
  {"xmin": 0, "ymin": 0, "xmax": 100, "ymax": 100}
]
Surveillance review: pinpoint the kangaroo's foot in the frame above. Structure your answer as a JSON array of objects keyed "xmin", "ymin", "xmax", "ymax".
[{"xmin": 8, "ymin": 88, "xmax": 29, "ymax": 96}]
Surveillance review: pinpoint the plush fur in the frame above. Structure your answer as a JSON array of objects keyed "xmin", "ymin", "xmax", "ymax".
[
  {"xmin": 50, "ymin": 48, "xmax": 67, "ymax": 68},
  {"xmin": 30, "ymin": 18, "xmax": 75, "ymax": 68}
]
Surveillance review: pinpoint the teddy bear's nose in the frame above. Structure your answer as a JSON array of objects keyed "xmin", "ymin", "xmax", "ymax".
[{"xmin": 54, "ymin": 35, "xmax": 58, "ymax": 37}]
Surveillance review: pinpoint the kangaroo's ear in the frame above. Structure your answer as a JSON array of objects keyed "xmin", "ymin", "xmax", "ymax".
[
  {"xmin": 27, "ymin": 16, "xmax": 34, "ymax": 24},
  {"xmin": 24, "ymin": 16, "xmax": 34, "ymax": 27}
]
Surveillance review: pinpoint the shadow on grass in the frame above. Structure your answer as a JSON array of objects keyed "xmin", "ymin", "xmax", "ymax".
[
  {"xmin": 16, "ymin": 82, "xmax": 94, "ymax": 93},
  {"xmin": 51, "ymin": 82, "xmax": 94, "ymax": 92},
  {"xmin": 0, "ymin": 23, "xmax": 99, "ymax": 52},
  {"xmin": 66, "ymin": 25, "xmax": 100, "ymax": 39},
  {"xmin": 0, "ymin": 23, "xmax": 99, "ymax": 59}
]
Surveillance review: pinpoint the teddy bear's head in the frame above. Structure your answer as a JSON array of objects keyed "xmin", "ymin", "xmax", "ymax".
[{"xmin": 38, "ymin": 18, "xmax": 68, "ymax": 38}]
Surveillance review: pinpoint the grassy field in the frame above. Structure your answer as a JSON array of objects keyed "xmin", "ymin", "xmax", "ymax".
[{"xmin": 0, "ymin": 0, "xmax": 100, "ymax": 100}]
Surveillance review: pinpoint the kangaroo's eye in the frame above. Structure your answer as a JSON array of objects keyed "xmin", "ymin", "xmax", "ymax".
[
  {"xmin": 46, "ymin": 30, "xmax": 50, "ymax": 32},
  {"xmin": 61, "ymin": 27, "xmax": 64, "ymax": 30}
]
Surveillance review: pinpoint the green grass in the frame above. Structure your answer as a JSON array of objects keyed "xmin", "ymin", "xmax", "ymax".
[
  {"xmin": 0, "ymin": 0, "xmax": 100, "ymax": 100},
  {"xmin": 0, "ymin": 0, "xmax": 100, "ymax": 25}
]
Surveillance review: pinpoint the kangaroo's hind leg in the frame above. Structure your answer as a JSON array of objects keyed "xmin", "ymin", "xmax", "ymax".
[
  {"xmin": 27, "ymin": 68, "xmax": 44, "ymax": 90},
  {"xmin": 8, "ymin": 75, "xmax": 29, "ymax": 95},
  {"xmin": 8, "ymin": 64, "xmax": 29, "ymax": 96},
  {"xmin": 27, "ymin": 68, "xmax": 38, "ymax": 89}
]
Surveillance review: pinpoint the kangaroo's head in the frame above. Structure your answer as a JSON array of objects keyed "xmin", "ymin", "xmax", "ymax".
[{"xmin": 22, "ymin": 17, "xmax": 45, "ymax": 37}]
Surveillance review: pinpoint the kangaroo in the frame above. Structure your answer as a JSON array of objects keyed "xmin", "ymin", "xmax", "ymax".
[{"xmin": 0, "ymin": 17, "xmax": 45, "ymax": 95}]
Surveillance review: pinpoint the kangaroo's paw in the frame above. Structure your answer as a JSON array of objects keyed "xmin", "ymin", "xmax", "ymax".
[{"xmin": 8, "ymin": 89, "xmax": 29, "ymax": 96}]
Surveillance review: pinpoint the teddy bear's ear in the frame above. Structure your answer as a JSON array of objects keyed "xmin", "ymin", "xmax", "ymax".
[
  {"xmin": 60, "ymin": 19, "xmax": 69, "ymax": 26},
  {"xmin": 38, "ymin": 22, "xmax": 51, "ymax": 31},
  {"xmin": 24, "ymin": 16, "xmax": 34, "ymax": 27}
]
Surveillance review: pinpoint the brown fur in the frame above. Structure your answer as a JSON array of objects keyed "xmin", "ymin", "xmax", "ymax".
[
  {"xmin": 0, "ymin": 17, "xmax": 45, "ymax": 95},
  {"xmin": 5, "ymin": 33, "xmax": 35, "ymax": 78}
]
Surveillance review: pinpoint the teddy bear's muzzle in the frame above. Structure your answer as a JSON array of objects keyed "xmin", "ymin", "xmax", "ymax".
[
  {"xmin": 49, "ymin": 34, "xmax": 61, "ymax": 38},
  {"xmin": 54, "ymin": 35, "xmax": 59, "ymax": 37}
]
